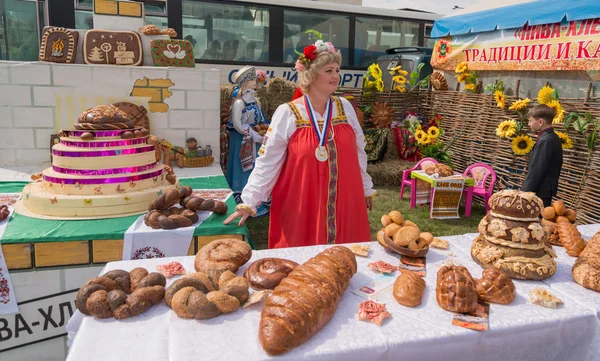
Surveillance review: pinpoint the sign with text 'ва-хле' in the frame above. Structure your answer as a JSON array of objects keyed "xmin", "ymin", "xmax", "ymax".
[{"xmin": 432, "ymin": 18, "xmax": 600, "ymax": 71}]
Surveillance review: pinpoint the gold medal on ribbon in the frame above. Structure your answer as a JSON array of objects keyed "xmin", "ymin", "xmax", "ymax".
[{"xmin": 315, "ymin": 145, "xmax": 328, "ymax": 162}]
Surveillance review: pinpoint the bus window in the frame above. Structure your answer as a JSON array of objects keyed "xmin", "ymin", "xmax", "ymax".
[
  {"xmin": 75, "ymin": 1, "xmax": 167, "ymax": 30},
  {"xmin": 354, "ymin": 17, "xmax": 420, "ymax": 67},
  {"xmin": 424, "ymin": 24, "xmax": 436, "ymax": 48},
  {"xmin": 283, "ymin": 10, "xmax": 349, "ymax": 66},
  {"xmin": 182, "ymin": 0, "xmax": 269, "ymax": 63},
  {"xmin": 2, "ymin": 0, "xmax": 40, "ymax": 61},
  {"xmin": 75, "ymin": 10, "xmax": 94, "ymax": 30}
]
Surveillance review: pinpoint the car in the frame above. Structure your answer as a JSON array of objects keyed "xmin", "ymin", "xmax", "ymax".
[{"xmin": 376, "ymin": 47, "xmax": 433, "ymax": 89}]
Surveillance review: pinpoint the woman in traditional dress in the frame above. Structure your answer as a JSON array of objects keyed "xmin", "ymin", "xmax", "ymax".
[
  {"xmin": 225, "ymin": 66, "xmax": 270, "ymax": 217},
  {"xmin": 224, "ymin": 40, "xmax": 375, "ymax": 249}
]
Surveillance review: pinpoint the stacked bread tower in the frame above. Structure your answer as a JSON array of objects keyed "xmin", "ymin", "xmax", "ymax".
[
  {"xmin": 20, "ymin": 104, "xmax": 176, "ymax": 218},
  {"xmin": 471, "ymin": 190, "xmax": 557, "ymax": 280}
]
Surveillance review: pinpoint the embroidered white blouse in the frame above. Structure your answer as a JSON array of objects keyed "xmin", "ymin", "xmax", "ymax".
[{"xmin": 239, "ymin": 96, "xmax": 375, "ymax": 213}]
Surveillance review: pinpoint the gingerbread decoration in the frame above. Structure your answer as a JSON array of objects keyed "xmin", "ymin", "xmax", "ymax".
[
  {"xmin": 84, "ymin": 30, "xmax": 143, "ymax": 66},
  {"xmin": 39, "ymin": 26, "xmax": 79, "ymax": 63}
]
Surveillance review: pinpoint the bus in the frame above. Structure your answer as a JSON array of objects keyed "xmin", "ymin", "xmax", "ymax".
[{"xmin": 2, "ymin": 0, "xmax": 439, "ymax": 87}]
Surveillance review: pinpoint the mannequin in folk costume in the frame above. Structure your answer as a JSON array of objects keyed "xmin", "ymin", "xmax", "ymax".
[
  {"xmin": 225, "ymin": 66, "xmax": 270, "ymax": 217},
  {"xmin": 225, "ymin": 38, "xmax": 375, "ymax": 249}
]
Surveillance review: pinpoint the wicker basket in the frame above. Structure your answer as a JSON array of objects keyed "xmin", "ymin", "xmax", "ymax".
[{"xmin": 183, "ymin": 156, "xmax": 214, "ymax": 167}]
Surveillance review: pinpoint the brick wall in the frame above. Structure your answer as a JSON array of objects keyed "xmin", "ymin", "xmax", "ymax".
[{"xmin": 0, "ymin": 61, "xmax": 220, "ymax": 167}]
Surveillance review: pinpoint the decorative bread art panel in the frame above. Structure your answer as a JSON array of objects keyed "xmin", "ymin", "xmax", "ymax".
[
  {"xmin": 39, "ymin": 26, "xmax": 79, "ymax": 63},
  {"xmin": 150, "ymin": 39, "xmax": 195, "ymax": 67},
  {"xmin": 84, "ymin": 30, "xmax": 143, "ymax": 66}
]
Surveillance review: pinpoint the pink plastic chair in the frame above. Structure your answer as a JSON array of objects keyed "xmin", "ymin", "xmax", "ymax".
[
  {"xmin": 400, "ymin": 157, "xmax": 438, "ymax": 199},
  {"xmin": 462, "ymin": 163, "xmax": 497, "ymax": 213}
]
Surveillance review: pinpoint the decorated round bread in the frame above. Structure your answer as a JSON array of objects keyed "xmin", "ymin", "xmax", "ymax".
[
  {"xmin": 76, "ymin": 104, "xmax": 134, "ymax": 129},
  {"xmin": 488, "ymin": 190, "xmax": 543, "ymax": 220},
  {"xmin": 479, "ymin": 214, "xmax": 546, "ymax": 245},
  {"xmin": 471, "ymin": 235, "xmax": 556, "ymax": 280}
]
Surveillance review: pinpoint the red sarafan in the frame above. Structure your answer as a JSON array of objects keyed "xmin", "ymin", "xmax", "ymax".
[{"xmin": 436, "ymin": 265, "xmax": 478, "ymax": 313}]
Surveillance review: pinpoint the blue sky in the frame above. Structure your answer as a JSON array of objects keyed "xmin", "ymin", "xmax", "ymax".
[{"xmin": 362, "ymin": 0, "xmax": 484, "ymax": 15}]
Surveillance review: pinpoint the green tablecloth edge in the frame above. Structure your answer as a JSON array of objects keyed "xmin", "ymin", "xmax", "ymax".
[
  {"xmin": 0, "ymin": 176, "xmax": 253, "ymax": 248},
  {"xmin": 411, "ymin": 171, "xmax": 475, "ymax": 186}
]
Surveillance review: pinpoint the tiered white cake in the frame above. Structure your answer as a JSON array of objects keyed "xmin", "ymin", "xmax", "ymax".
[{"xmin": 19, "ymin": 105, "xmax": 176, "ymax": 219}]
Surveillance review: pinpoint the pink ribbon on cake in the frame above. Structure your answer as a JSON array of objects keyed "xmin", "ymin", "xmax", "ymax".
[
  {"xmin": 52, "ymin": 145, "xmax": 155, "ymax": 157},
  {"xmin": 61, "ymin": 138, "xmax": 147, "ymax": 148},
  {"xmin": 43, "ymin": 169, "xmax": 164, "ymax": 185},
  {"xmin": 66, "ymin": 128, "xmax": 142, "ymax": 137},
  {"xmin": 53, "ymin": 162, "xmax": 158, "ymax": 175}
]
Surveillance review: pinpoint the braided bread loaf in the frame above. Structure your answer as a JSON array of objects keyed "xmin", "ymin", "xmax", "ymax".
[
  {"xmin": 436, "ymin": 265, "xmax": 478, "ymax": 313},
  {"xmin": 194, "ymin": 238, "xmax": 252, "ymax": 281},
  {"xmin": 572, "ymin": 232, "xmax": 600, "ymax": 292},
  {"xmin": 165, "ymin": 270, "xmax": 249, "ymax": 319},
  {"xmin": 180, "ymin": 196, "xmax": 228, "ymax": 215},
  {"xmin": 145, "ymin": 185, "xmax": 229, "ymax": 229},
  {"xmin": 475, "ymin": 268, "xmax": 516, "ymax": 304},
  {"xmin": 76, "ymin": 268, "xmax": 166, "ymax": 319},
  {"xmin": 148, "ymin": 188, "xmax": 180, "ymax": 211},
  {"xmin": 144, "ymin": 208, "xmax": 199, "ymax": 229},
  {"xmin": 557, "ymin": 222, "xmax": 586, "ymax": 257},
  {"xmin": 259, "ymin": 246, "xmax": 357, "ymax": 355}
]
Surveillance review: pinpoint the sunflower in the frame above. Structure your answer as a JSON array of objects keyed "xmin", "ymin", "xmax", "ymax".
[
  {"xmin": 455, "ymin": 61, "xmax": 468, "ymax": 74},
  {"xmin": 376, "ymin": 78, "xmax": 385, "ymax": 92},
  {"xmin": 496, "ymin": 120, "xmax": 517, "ymax": 138},
  {"xmin": 546, "ymin": 100, "xmax": 565, "ymax": 123},
  {"xmin": 555, "ymin": 131, "xmax": 573, "ymax": 149},
  {"xmin": 457, "ymin": 72, "xmax": 470, "ymax": 83},
  {"xmin": 368, "ymin": 81, "xmax": 374, "ymax": 88},
  {"xmin": 368, "ymin": 63, "xmax": 383, "ymax": 79},
  {"xmin": 415, "ymin": 129, "xmax": 427, "ymax": 144},
  {"xmin": 494, "ymin": 90, "xmax": 505, "ymax": 109},
  {"xmin": 427, "ymin": 126, "xmax": 440, "ymax": 139},
  {"xmin": 465, "ymin": 83, "xmax": 476, "ymax": 92},
  {"xmin": 511, "ymin": 135, "xmax": 535, "ymax": 155},
  {"xmin": 390, "ymin": 65, "xmax": 408, "ymax": 76},
  {"xmin": 420, "ymin": 134, "xmax": 431, "ymax": 145},
  {"xmin": 393, "ymin": 75, "xmax": 407, "ymax": 85},
  {"xmin": 509, "ymin": 98, "xmax": 531, "ymax": 111},
  {"xmin": 395, "ymin": 85, "xmax": 406, "ymax": 93},
  {"xmin": 537, "ymin": 85, "xmax": 555, "ymax": 105}
]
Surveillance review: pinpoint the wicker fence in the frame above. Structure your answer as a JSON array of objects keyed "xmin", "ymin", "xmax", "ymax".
[{"xmin": 337, "ymin": 88, "xmax": 600, "ymax": 224}]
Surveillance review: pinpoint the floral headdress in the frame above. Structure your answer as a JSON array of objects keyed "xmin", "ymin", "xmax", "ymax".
[
  {"xmin": 256, "ymin": 70, "xmax": 268, "ymax": 88},
  {"xmin": 294, "ymin": 30, "xmax": 337, "ymax": 72}
]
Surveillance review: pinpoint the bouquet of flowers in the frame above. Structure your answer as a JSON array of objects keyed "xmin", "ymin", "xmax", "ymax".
[{"xmin": 406, "ymin": 114, "xmax": 458, "ymax": 167}]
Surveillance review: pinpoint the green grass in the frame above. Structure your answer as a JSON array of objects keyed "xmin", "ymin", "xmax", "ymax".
[{"xmin": 246, "ymin": 186, "xmax": 486, "ymax": 250}]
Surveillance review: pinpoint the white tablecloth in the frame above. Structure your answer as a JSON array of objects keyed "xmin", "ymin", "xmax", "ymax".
[{"xmin": 66, "ymin": 228, "xmax": 600, "ymax": 361}]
